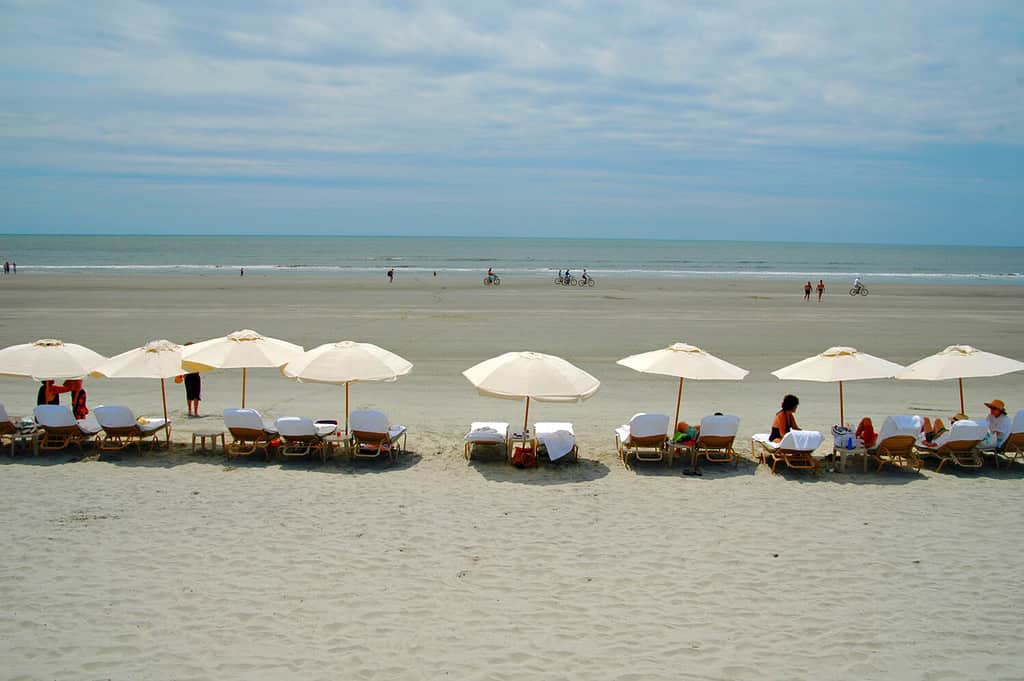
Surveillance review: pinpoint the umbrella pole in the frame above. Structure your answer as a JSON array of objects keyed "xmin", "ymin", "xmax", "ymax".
[
  {"xmin": 839, "ymin": 380, "xmax": 844, "ymax": 426},
  {"xmin": 673, "ymin": 377, "xmax": 684, "ymax": 431},
  {"xmin": 523, "ymin": 396, "xmax": 531, "ymax": 433},
  {"xmin": 160, "ymin": 377, "xmax": 170, "ymax": 446},
  {"xmin": 241, "ymin": 368, "xmax": 247, "ymax": 408},
  {"xmin": 345, "ymin": 382, "xmax": 350, "ymax": 436},
  {"xmin": 958, "ymin": 378, "xmax": 964, "ymax": 415}
]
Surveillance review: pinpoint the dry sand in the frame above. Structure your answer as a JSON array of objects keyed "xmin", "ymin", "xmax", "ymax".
[{"xmin": 1, "ymin": 271, "xmax": 1023, "ymax": 680}]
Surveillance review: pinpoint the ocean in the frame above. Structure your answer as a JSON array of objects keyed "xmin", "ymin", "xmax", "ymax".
[{"xmin": 0, "ymin": 235, "xmax": 1020, "ymax": 284}]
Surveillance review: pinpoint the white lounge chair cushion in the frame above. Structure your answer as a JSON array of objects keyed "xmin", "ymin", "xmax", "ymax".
[
  {"xmin": 1010, "ymin": 410, "xmax": 1024, "ymax": 436},
  {"xmin": 622, "ymin": 413, "xmax": 670, "ymax": 440},
  {"xmin": 698, "ymin": 414, "xmax": 740, "ymax": 438},
  {"xmin": 351, "ymin": 410, "xmax": 406, "ymax": 443},
  {"xmin": 867, "ymin": 415, "xmax": 922, "ymax": 452},
  {"xmin": 753, "ymin": 429, "xmax": 822, "ymax": 452},
  {"xmin": 314, "ymin": 422, "xmax": 338, "ymax": 437},
  {"xmin": 275, "ymin": 417, "xmax": 319, "ymax": 438},
  {"xmin": 34, "ymin": 405, "xmax": 102, "ymax": 435},
  {"xmin": 0, "ymin": 403, "xmax": 13, "ymax": 426},
  {"xmin": 94, "ymin": 405, "xmax": 168, "ymax": 434},
  {"xmin": 465, "ymin": 422, "xmax": 510, "ymax": 443},
  {"xmin": 224, "ymin": 408, "xmax": 278, "ymax": 434},
  {"xmin": 930, "ymin": 420, "xmax": 986, "ymax": 449},
  {"xmin": 535, "ymin": 422, "xmax": 576, "ymax": 461}
]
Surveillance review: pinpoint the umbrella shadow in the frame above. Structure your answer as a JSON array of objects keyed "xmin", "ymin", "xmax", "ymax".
[{"xmin": 468, "ymin": 455, "xmax": 610, "ymax": 486}]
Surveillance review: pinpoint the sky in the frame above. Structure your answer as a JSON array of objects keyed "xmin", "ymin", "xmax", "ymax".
[{"xmin": 1, "ymin": 0, "xmax": 1022, "ymax": 244}]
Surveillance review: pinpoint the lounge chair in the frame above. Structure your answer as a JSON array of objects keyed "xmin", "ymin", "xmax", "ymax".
[
  {"xmin": 915, "ymin": 420, "xmax": 986, "ymax": 472},
  {"xmin": 33, "ymin": 404, "xmax": 101, "ymax": 451},
  {"xmin": 463, "ymin": 421, "xmax": 510, "ymax": 461},
  {"xmin": 689, "ymin": 414, "xmax": 741, "ymax": 468},
  {"xmin": 274, "ymin": 417, "xmax": 334, "ymax": 463},
  {"xmin": 533, "ymin": 422, "xmax": 578, "ymax": 463},
  {"xmin": 224, "ymin": 408, "xmax": 278, "ymax": 459},
  {"xmin": 867, "ymin": 415, "xmax": 923, "ymax": 472},
  {"xmin": 614, "ymin": 413, "xmax": 670, "ymax": 467},
  {"xmin": 992, "ymin": 410, "xmax": 1024, "ymax": 468},
  {"xmin": 350, "ymin": 409, "xmax": 407, "ymax": 464},
  {"xmin": 0, "ymin": 403, "xmax": 17, "ymax": 450},
  {"xmin": 751, "ymin": 430, "xmax": 823, "ymax": 474},
  {"xmin": 93, "ymin": 405, "xmax": 170, "ymax": 451}
]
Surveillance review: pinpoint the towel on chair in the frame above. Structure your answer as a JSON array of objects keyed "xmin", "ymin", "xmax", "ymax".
[{"xmin": 538, "ymin": 429, "xmax": 575, "ymax": 461}]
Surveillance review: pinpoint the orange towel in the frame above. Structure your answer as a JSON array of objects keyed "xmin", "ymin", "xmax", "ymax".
[{"xmin": 856, "ymin": 417, "xmax": 877, "ymax": 448}]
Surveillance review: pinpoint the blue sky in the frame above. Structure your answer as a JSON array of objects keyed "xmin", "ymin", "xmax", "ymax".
[{"xmin": 1, "ymin": 1, "xmax": 1022, "ymax": 244}]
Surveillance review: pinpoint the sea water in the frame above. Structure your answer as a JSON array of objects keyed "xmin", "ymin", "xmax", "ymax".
[{"xmin": 0, "ymin": 235, "xmax": 1020, "ymax": 284}]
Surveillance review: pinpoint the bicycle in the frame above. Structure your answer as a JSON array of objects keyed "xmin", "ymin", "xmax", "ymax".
[
  {"xmin": 561, "ymin": 276, "xmax": 578, "ymax": 286},
  {"xmin": 484, "ymin": 275, "xmax": 501, "ymax": 286},
  {"xmin": 849, "ymin": 285, "xmax": 868, "ymax": 296},
  {"xmin": 578, "ymin": 276, "xmax": 595, "ymax": 287}
]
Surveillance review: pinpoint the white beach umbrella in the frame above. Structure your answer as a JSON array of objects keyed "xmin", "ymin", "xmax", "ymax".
[
  {"xmin": 91, "ymin": 339, "xmax": 192, "ymax": 445},
  {"xmin": 616, "ymin": 342, "xmax": 748, "ymax": 429},
  {"xmin": 182, "ymin": 329, "xmax": 303, "ymax": 407},
  {"xmin": 282, "ymin": 340, "xmax": 413, "ymax": 435},
  {"xmin": 895, "ymin": 344, "xmax": 1024, "ymax": 414},
  {"xmin": 462, "ymin": 351, "xmax": 600, "ymax": 431},
  {"xmin": 0, "ymin": 338, "xmax": 106, "ymax": 380},
  {"xmin": 772, "ymin": 346, "xmax": 905, "ymax": 425}
]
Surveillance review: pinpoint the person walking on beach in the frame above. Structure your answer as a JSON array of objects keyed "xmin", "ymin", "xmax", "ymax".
[
  {"xmin": 176, "ymin": 342, "xmax": 202, "ymax": 417},
  {"xmin": 3, "ymin": 261, "xmax": 8, "ymax": 275},
  {"xmin": 12, "ymin": 261, "xmax": 15, "ymax": 274},
  {"xmin": 240, "ymin": 267, "xmax": 244, "ymax": 277},
  {"xmin": 816, "ymin": 279, "xmax": 825, "ymax": 302},
  {"xmin": 387, "ymin": 268, "xmax": 394, "ymax": 284},
  {"xmin": 803, "ymin": 281, "xmax": 812, "ymax": 301}
]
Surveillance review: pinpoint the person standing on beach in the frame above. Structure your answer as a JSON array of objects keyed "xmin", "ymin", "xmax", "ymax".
[
  {"xmin": 12, "ymin": 261, "xmax": 15, "ymax": 274},
  {"xmin": 240, "ymin": 267, "xmax": 244, "ymax": 277},
  {"xmin": 816, "ymin": 279, "xmax": 825, "ymax": 302},
  {"xmin": 3, "ymin": 261, "xmax": 8, "ymax": 275},
  {"xmin": 387, "ymin": 268, "xmax": 394, "ymax": 283},
  {"xmin": 803, "ymin": 281, "xmax": 812, "ymax": 301},
  {"xmin": 175, "ymin": 342, "xmax": 202, "ymax": 417}
]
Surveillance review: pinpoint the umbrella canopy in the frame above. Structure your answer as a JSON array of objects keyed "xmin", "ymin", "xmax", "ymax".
[
  {"xmin": 282, "ymin": 341, "xmax": 413, "ymax": 434},
  {"xmin": 0, "ymin": 338, "xmax": 106, "ymax": 380},
  {"xmin": 182, "ymin": 329, "xmax": 303, "ymax": 407},
  {"xmin": 91, "ymin": 339, "xmax": 191, "ymax": 444},
  {"xmin": 616, "ymin": 342, "xmax": 748, "ymax": 430},
  {"xmin": 895, "ymin": 344, "xmax": 1024, "ymax": 414},
  {"xmin": 462, "ymin": 351, "xmax": 600, "ymax": 431},
  {"xmin": 772, "ymin": 346, "xmax": 905, "ymax": 425}
]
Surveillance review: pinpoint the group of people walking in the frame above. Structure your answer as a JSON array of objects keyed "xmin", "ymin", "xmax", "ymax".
[
  {"xmin": 803, "ymin": 279, "xmax": 825, "ymax": 302},
  {"xmin": 3, "ymin": 261, "xmax": 16, "ymax": 275}
]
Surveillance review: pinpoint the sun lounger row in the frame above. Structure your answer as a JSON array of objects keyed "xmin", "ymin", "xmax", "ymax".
[
  {"xmin": 25, "ymin": 404, "xmax": 169, "ymax": 453},
  {"xmin": 464, "ymin": 422, "xmax": 579, "ymax": 463},
  {"xmin": 223, "ymin": 408, "xmax": 407, "ymax": 464}
]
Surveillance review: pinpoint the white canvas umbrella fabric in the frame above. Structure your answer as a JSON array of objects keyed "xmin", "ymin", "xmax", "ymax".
[
  {"xmin": 0, "ymin": 338, "xmax": 106, "ymax": 380},
  {"xmin": 895, "ymin": 344, "xmax": 1024, "ymax": 414},
  {"xmin": 616, "ymin": 342, "xmax": 748, "ymax": 430},
  {"xmin": 182, "ymin": 329, "xmax": 303, "ymax": 407},
  {"xmin": 462, "ymin": 351, "xmax": 600, "ymax": 431},
  {"xmin": 91, "ymin": 339, "xmax": 191, "ymax": 444},
  {"xmin": 282, "ymin": 340, "xmax": 413, "ymax": 434},
  {"xmin": 771, "ymin": 346, "xmax": 905, "ymax": 425}
]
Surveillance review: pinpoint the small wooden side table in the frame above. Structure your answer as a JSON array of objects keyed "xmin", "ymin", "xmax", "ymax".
[{"xmin": 192, "ymin": 430, "xmax": 225, "ymax": 454}]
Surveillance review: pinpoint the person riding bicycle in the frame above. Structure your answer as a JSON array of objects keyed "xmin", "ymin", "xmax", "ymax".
[
  {"xmin": 852, "ymin": 275, "xmax": 863, "ymax": 293},
  {"xmin": 487, "ymin": 267, "xmax": 496, "ymax": 284},
  {"xmin": 563, "ymin": 268, "xmax": 571, "ymax": 284},
  {"xmin": 581, "ymin": 269, "xmax": 590, "ymax": 284}
]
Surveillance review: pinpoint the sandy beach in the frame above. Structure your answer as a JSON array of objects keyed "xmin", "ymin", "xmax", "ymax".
[{"xmin": 2, "ymin": 272, "xmax": 1023, "ymax": 680}]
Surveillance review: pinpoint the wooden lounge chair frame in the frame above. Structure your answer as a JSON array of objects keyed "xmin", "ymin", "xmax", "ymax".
[
  {"xmin": 916, "ymin": 439, "xmax": 983, "ymax": 472},
  {"xmin": 617, "ymin": 433, "xmax": 670, "ymax": 468},
  {"xmin": 97, "ymin": 423, "xmax": 171, "ymax": 452},
  {"xmin": 752, "ymin": 438, "xmax": 820, "ymax": 474},
  {"xmin": 993, "ymin": 432, "xmax": 1024, "ymax": 468},
  {"xmin": 868, "ymin": 434, "xmax": 922, "ymax": 472},
  {"xmin": 226, "ymin": 427, "xmax": 275, "ymax": 459},
  {"xmin": 464, "ymin": 434, "xmax": 511, "ymax": 461},
  {"xmin": 689, "ymin": 435, "xmax": 738, "ymax": 468},
  {"xmin": 352, "ymin": 429, "xmax": 406, "ymax": 464},
  {"xmin": 39, "ymin": 424, "xmax": 95, "ymax": 451},
  {"xmin": 278, "ymin": 433, "xmax": 326, "ymax": 463}
]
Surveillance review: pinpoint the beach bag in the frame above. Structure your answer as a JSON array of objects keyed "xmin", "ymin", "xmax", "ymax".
[{"xmin": 511, "ymin": 446, "xmax": 537, "ymax": 469}]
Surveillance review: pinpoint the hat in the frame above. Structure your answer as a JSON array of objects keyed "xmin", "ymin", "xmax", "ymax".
[
  {"xmin": 985, "ymin": 399, "xmax": 1007, "ymax": 415},
  {"xmin": 951, "ymin": 413, "xmax": 968, "ymax": 423}
]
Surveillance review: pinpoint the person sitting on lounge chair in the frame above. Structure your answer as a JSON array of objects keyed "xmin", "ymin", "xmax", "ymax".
[
  {"xmin": 770, "ymin": 394, "xmax": 800, "ymax": 443},
  {"xmin": 855, "ymin": 417, "xmax": 877, "ymax": 448},
  {"xmin": 984, "ymin": 399, "xmax": 1011, "ymax": 448},
  {"xmin": 36, "ymin": 380, "xmax": 69, "ymax": 406}
]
